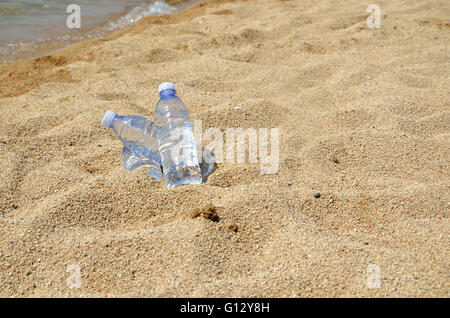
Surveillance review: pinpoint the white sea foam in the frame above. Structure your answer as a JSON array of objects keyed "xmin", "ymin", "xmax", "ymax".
[{"xmin": 107, "ymin": 1, "xmax": 176, "ymax": 30}]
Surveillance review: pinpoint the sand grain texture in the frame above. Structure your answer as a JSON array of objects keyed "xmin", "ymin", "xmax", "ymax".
[{"xmin": 0, "ymin": 0, "xmax": 449, "ymax": 297}]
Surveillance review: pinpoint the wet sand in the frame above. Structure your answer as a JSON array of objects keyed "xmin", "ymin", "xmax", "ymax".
[{"xmin": 0, "ymin": 0, "xmax": 449, "ymax": 297}]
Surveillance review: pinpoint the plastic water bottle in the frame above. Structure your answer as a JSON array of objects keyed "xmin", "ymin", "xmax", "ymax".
[
  {"xmin": 155, "ymin": 82, "xmax": 201, "ymax": 188},
  {"xmin": 101, "ymin": 111, "xmax": 162, "ymax": 180}
]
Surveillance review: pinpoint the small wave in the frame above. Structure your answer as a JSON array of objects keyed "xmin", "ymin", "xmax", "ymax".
[
  {"xmin": 106, "ymin": 1, "xmax": 176, "ymax": 30},
  {"xmin": 0, "ymin": 8, "xmax": 26, "ymax": 16}
]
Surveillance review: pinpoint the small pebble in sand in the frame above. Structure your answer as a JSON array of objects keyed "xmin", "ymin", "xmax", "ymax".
[
  {"xmin": 235, "ymin": 106, "xmax": 241, "ymax": 110},
  {"xmin": 228, "ymin": 224, "xmax": 239, "ymax": 232},
  {"xmin": 288, "ymin": 181, "xmax": 294, "ymax": 186},
  {"xmin": 313, "ymin": 192, "xmax": 321, "ymax": 198},
  {"xmin": 331, "ymin": 157, "xmax": 339, "ymax": 164}
]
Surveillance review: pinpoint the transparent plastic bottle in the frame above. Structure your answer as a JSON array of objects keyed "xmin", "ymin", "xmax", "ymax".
[
  {"xmin": 155, "ymin": 82, "xmax": 201, "ymax": 188},
  {"xmin": 101, "ymin": 111, "xmax": 162, "ymax": 180}
]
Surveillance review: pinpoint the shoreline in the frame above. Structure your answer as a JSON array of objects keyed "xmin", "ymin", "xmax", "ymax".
[
  {"xmin": 0, "ymin": 0, "xmax": 209, "ymax": 99},
  {"xmin": 0, "ymin": 0, "xmax": 201, "ymax": 64}
]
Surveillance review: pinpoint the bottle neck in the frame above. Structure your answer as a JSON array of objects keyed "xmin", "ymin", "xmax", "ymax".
[{"xmin": 159, "ymin": 89, "xmax": 176, "ymax": 98}]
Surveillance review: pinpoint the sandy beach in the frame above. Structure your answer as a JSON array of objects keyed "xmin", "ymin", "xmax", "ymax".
[{"xmin": 0, "ymin": 0, "xmax": 449, "ymax": 297}]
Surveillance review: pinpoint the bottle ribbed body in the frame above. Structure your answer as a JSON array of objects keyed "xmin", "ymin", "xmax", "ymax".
[
  {"xmin": 155, "ymin": 90, "xmax": 201, "ymax": 188},
  {"xmin": 109, "ymin": 114, "xmax": 162, "ymax": 180}
]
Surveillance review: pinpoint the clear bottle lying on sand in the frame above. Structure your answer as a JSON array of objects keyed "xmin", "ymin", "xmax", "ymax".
[
  {"xmin": 155, "ymin": 82, "xmax": 202, "ymax": 188},
  {"xmin": 101, "ymin": 111, "xmax": 162, "ymax": 180}
]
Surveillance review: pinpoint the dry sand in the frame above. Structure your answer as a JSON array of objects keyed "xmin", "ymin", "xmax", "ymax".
[{"xmin": 0, "ymin": 0, "xmax": 449, "ymax": 297}]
